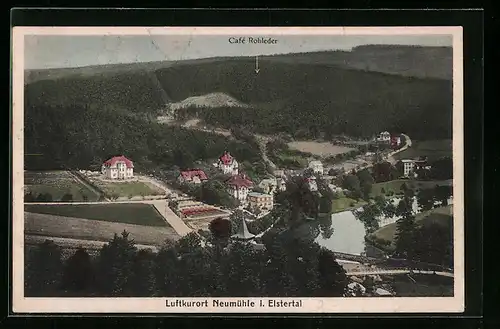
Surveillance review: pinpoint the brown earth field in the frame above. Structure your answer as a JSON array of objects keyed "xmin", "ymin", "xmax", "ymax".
[{"xmin": 24, "ymin": 212, "xmax": 180, "ymax": 246}]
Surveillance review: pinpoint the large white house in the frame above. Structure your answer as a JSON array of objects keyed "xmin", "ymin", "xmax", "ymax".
[
  {"xmin": 226, "ymin": 174, "xmax": 253, "ymax": 203},
  {"xmin": 399, "ymin": 159, "xmax": 415, "ymax": 178},
  {"xmin": 101, "ymin": 155, "xmax": 134, "ymax": 180},
  {"xmin": 216, "ymin": 151, "xmax": 239, "ymax": 175},
  {"xmin": 376, "ymin": 131, "xmax": 391, "ymax": 143}
]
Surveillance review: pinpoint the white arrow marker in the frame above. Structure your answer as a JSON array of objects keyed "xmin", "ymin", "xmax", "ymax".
[{"xmin": 255, "ymin": 56, "xmax": 260, "ymax": 74}]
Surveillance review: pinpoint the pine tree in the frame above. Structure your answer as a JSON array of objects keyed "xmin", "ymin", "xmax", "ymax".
[
  {"xmin": 95, "ymin": 231, "xmax": 137, "ymax": 296},
  {"xmin": 61, "ymin": 247, "xmax": 95, "ymax": 295},
  {"xmin": 25, "ymin": 240, "xmax": 63, "ymax": 296},
  {"xmin": 394, "ymin": 197, "xmax": 417, "ymax": 259}
]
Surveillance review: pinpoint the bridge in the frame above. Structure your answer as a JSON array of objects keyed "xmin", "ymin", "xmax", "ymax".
[{"xmin": 346, "ymin": 268, "xmax": 454, "ymax": 278}]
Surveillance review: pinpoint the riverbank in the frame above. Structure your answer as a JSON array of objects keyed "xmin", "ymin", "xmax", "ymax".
[{"xmin": 366, "ymin": 205, "xmax": 453, "ymax": 252}]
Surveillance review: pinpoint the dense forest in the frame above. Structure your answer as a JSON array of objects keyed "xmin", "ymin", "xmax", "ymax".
[
  {"xmin": 24, "ymin": 103, "xmax": 261, "ymax": 171},
  {"xmin": 156, "ymin": 60, "xmax": 452, "ymax": 140},
  {"xmin": 25, "ymin": 49, "xmax": 453, "ymax": 142}
]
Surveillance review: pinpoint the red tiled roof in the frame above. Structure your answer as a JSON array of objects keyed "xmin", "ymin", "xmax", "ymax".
[
  {"xmin": 180, "ymin": 169, "xmax": 208, "ymax": 181},
  {"xmin": 226, "ymin": 174, "xmax": 253, "ymax": 188},
  {"xmin": 181, "ymin": 207, "xmax": 226, "ymax": 217},
  {"xmin": 219, "ymin": 152, "xmax": 234, "ymax": 165},
  {"xmin": 103, "ymin": 155, "xmax": 134, "ymax": 168}
]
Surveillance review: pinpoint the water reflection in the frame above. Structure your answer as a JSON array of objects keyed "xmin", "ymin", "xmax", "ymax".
[
  {"xmin": 315, "ymin": 210, "xmax": 366, "ymax": 255},
  {"xmin": 313, "ymin": 196, "xmax": 454, "ymax": 256}
]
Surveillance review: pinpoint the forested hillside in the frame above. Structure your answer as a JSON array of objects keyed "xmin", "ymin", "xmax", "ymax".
[
  {"xmin": 156, "ymin": 59, "xmax": 452, "ymax": 139},
  {"xmin": 24, "ymin": 46, "xmax": 454, "ymax": 170},
  {"xmin": 25, "ymin": 71, "xmax": 167, "ymax": 113},
  {"xmin": 24, "ymin": 104, "xmax": 260, "ymax": 171}
]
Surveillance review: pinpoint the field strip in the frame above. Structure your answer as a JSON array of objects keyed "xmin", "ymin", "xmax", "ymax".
[
  {"xmin": 25, "ymin": 212, "xmax": 179, "ymax": 245},
  {"xmin": 25, "ymin": 234, "xmax": 159, "ymax": 252}
]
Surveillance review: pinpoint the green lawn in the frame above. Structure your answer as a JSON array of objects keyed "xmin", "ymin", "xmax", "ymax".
[
  {"xmin": 94, "ymin": 181, "xmax": 164, "ymax": 198},
  {"xmin": 370, "ymin": 205, "xmax": 453, "ymax": 246},
  {"xmin": 332, "ymin": 197, "xmax": 367, "ymax": 213},
  {"xmin": 371, "ymin": 179, "xmax": 453, "ymax": 197},
  {"xmin": 24, "ymin": 203, "xmax": 168, "ymax": 227},
  {"xmin": 24, "ymin": 171, "xmax": 100, "ymax": 201},
  {"xmin": 393, "ymin": 139, "xmax": 452, "ymax": 162}
]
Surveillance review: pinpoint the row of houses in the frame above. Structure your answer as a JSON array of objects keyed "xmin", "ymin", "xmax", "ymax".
[{"xmin": 175, "ymin": 151, "xmax": 276, "ymax": 213}]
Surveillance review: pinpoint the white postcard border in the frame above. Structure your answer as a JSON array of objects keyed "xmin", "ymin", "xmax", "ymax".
[{"xmin": 12, "ymin": 26, "xmax": 464, "ymax": 313}]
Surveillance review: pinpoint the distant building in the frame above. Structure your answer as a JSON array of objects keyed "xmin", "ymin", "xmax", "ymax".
[
  {"xmin": 305, "ymin": 176, "xmax": 318, "ymax": 192},
  {"xmin": 398, "ymin": 159, "xmax": 416, "ymax": 178},
  {"xmin": 247, "ymin": 192, "xmax": 274, "ymax": 212},
  {"xmin": 329, "ymin": 184, "xmax": 343, "ymax": 193},
  {"xmin": 276, "ymin": 177, "xmax": 287, "ymax": 192},
  {"xmin": 216, "ymin": 151, "xmax": 239, "ymax": 175},
  {"xmin": 226, "ymin": 174, "xmax": 253, "ymax": 203},
  {"xmin": 178, "ymin": 169, "xmax": 208, "ymax": 184},
  {"xmin": 398, "ymin": 157, "xmax": 432, "ymax": 178},
  {"xmin": 231, "ymin": 216, "xmax": 255, "ymax": 241},
  {"xmin": 376, "ymin": 131, "xmax": 391, "ymax": 143},
  {"xmin": 273, "ymin": 169, "xmax": 285, "ymax": 178},
  {"xmin": 308, "ymin": 160, "xmax": 324, "ymax": 175},
  {"xmin": 101, "ymin": 155, "xmax": 134, "ymax": 180},
  {"xmin": 391, "ymin": 135, "xmax": 402, "ymax": 148},
  {"xmin": 258, "ymin": 178, "xmax": 277, "ymax": 194}
]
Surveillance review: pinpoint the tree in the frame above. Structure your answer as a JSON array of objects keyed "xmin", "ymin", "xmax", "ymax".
[
  {"xmin": 209, "ymin": 217, "xmax": 232, "ymax": 240},
  {"xmin": 372, "ymin": 162, "xmax": 398, "ymax": 183},
  {"xmin": 394, "ymin": 198, "xmax": 417, "ymax": 259},
  {"xmin": 434, "ymin": 185, "xmax": 452, "ymax": 206},
  {"xmin": 61, "ymin": 193, "xmax": 73, "ymax": 202},
  {"xmin": 319, "ymin": 195, "xmax": 333, "ymax": 214},
  {"xmin": 25, "ymin": 240, "xmax": 63, "ymax": 296},
  {"xmin": 417, "ymin": 188, "xmax": 435, "ymax": 211},
  {"xmin": 429, "ymin": 157, "xmax": 453, "ymax": 180},
  {"xmin": 413, "ymin": 221, "xmax": 453, "ymax": 268},
  {"xmin": 355, "ymin": 203, "xmax": 381, "ymax": 233},
  {"xmin": 127, "ymin": 249, "xmax": 156, "ymax": 297},
  {"xmin": 95, "ymin": 231, "xmax": 138, "ymax": 296},
  {"xmin": 317, "ymin": 248, "xmax": 348, "ymax": 296},
  {"xmin": 35, "ymin": 192, "xmax": 53, "ymax": 202},
  {"xmin": 61, "ymin": 247, "xmax": 94, "ymax": 295},
  {"xmin": 24, "ymin": 192, "xmax": 35, "ymax": 202},
  {"xmin": 342, "ymin": 174, "xmax": 361, "ymax": 198}
]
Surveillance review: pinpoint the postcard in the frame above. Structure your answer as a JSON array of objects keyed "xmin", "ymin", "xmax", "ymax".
[{"xmin": 12, "ymin": 26, "xmax": 464, "ymax": 313}]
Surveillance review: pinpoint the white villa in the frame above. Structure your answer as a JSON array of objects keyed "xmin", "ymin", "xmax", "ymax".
[
  {"xmin": 308, "ymin": 160, "xmax": 324, "ymax": 175},
  {"xmin": 376, "ymin": 131, "xmax": 391, "ymax": 143},
  {"xmin": 101, "ymin": 155, "xmax": 134, "ymax": 180},
  {"xmin": 258, "ymin": 178, "xmax": 277, "ymax": 194},
  {"xmin": 226, "ymin": 174, "xmax": 253, "ymax": 203},
  {"xmin": 216, "ymin": 151, "xmax": 239, "ymax": 175}
]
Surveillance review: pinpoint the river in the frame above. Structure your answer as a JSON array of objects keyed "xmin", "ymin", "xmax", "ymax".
[{"xmin": 314, "ymin": 196, "xmax": 454, "ymax": 256}]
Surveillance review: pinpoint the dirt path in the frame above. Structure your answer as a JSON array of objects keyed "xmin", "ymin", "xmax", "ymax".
[
  {"xmin": 150, "ymin": 200, "xmax": 193, "ymax": 237},
  {"xmin": 254, "ymin": 134, "xmax": 277, "ymax": 170}
]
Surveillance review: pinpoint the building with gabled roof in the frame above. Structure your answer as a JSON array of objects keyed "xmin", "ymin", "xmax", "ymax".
[
  {"xmin": 101, "ymin": 155, "xmax": 134, "ymax": 180},
  {"xmin": 178, "ymin": 169, "xmax": 208, "ymax": 184},
  {"xmin": 308, "ymin": 160, "xmax": 324, "ymax": 175},
  {"xmin": 231, "ymin": 216, "xmax": 255, "ymax": 241},
  {"xmin": 216, "ymin": 151, "xmax": 239, "ymax": 175},
  {"xmin": 226, "ymin": 173, "xmax": 253, "ymax": 203}
]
